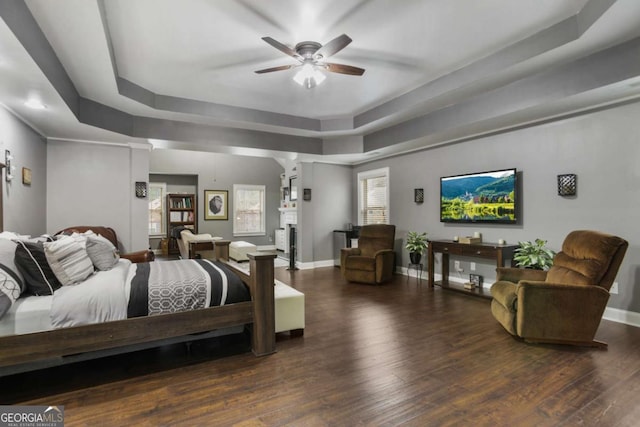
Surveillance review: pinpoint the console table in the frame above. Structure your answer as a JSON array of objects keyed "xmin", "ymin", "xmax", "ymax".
[{"xmin": 427, "ymin": 240, "xmax": 518, "ymax": 299}]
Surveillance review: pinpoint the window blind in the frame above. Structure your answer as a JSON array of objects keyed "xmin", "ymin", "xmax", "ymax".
[{"xmin": 360, "ymin": 173, "xmax": 389, "ymax": 225}]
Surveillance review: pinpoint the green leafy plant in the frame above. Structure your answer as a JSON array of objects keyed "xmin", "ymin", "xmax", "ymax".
[
  {"xmin": 405, "ymin": 231, "xmax": 428, "ymax": 255},
  {"xmin": 514, "ymin": 239, "xmax": 556, "ymax": 270}
]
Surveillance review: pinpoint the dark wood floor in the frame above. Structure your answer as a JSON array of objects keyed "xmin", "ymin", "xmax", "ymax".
[{"xmin": 3, "ymin": 267, "xmax": 640, "ymax": 426}]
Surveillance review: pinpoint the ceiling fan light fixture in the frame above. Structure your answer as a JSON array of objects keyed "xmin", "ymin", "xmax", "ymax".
[{"xmin": 293, "ymin": 63, "xmax": 325, "ymax": 89}]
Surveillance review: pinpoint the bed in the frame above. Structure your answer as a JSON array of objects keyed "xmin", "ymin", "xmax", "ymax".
[{"xmin": 0, "ymin": 225, "xmax": 275, "ymax": 375}]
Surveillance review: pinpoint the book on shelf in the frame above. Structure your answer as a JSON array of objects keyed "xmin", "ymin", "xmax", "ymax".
[{"xmin": 169, "ymin": 196, "xmax": 193, "ymax": 209}]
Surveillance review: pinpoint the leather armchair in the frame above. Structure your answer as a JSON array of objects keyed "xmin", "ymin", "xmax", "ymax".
[
  {"xmin": 341, "ymin": 224, "xmax": 396, "ymax": 284},
  {"xmin": 55, "ymin": 226, "xmax": 155, "ymax": 263},
  {"xmin": 490, "ymin": 230, "xmax": 627, "ymax": 348}
]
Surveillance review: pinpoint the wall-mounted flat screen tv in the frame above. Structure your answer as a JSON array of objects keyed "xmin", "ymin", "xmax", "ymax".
[{"xmin": 440, "ymin": 168, "xmax": 517, "ymax": 223}]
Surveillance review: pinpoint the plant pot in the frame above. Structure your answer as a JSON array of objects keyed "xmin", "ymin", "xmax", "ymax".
[{"xmin": 409, "ymin": 252, "xmax": 422, "ymax": 264}]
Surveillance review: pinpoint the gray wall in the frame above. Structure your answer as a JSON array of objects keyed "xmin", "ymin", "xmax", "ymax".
[
  {"xmin": 46, "ymin": 140, "xmax": 150, "ymax": 252},
  {"xmin": 149, "ymin": 149, "xmax": 282, "ymax": 247},
  {"xmin": 297, "ymin": 162, "xmax": 352, "ymax": 263},
  {"xmin": 0, "ymin": 107, "xmax": 47, "ymax": 235},
  {"xmin": 352, "ymin": 100, "xmax": 640, "ymax": 313}
]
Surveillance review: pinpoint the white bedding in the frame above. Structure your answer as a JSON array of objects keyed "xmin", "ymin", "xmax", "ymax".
[
  {"xmin": 1, "ymin": 257, "xmax": 249, "ymax": 338},
  {"xmin": 50, "ymin": 259, "xmax": 132, "ymax": 329},
  {"xmin": 0, "ymin": 295, "xmax": 53, "ymax": 337},
  {"xmin": 0, "ymin": 259, "xmax": 132, "ymax": 336}
]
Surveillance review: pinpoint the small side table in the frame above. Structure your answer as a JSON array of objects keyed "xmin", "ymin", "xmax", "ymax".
[
  {"xmin": 188, "ymin": 240, "xmax": 215, "ymax": 259},
  {"xmin": 407, "ymin": 263, "xmax": 423, "ymax": 283}
]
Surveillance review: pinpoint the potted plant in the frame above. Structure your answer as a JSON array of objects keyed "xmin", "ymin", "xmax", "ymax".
[
  {"xmin": 405, "ymin": 231, "xmax": 428, "ymax": 264},
  {"xmin": 513, "ymin": 238, "xmax": 556, "ymax": 270}
]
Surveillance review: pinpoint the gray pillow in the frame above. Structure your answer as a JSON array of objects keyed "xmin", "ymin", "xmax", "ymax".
[
  {"xmin": 86, "ymin": 234, "xmax": 119, "ymax": 271},
  {"xmin": 44, "ymin": 236, "xmax": 95, "ymax": 286}
]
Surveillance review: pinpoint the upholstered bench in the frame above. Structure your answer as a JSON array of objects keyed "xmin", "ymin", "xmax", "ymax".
[
  {"xmin": 275, "ymin": 281, "xmax": 305, "ymax": 336},
  {"xmin": 229, "ymin": 241, "xmax": 257, "ymax": 262}
]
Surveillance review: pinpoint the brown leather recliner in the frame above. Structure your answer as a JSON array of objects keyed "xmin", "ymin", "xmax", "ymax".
[
  {"xmin": 341, "ymin": 224, "xmax": 396, "ymax": 284},
  {"xmin": 55, "ymin": 226, "xmax": 155, "ymax": 263},
  {"xmin": 490, "ymin": 230, "xmax": 627, "ymax": 348}
]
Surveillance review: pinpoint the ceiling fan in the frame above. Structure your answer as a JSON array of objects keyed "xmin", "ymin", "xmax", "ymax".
[{"xmin": 255, "ymin": 34, "xmax": 365, "ymax": 88}]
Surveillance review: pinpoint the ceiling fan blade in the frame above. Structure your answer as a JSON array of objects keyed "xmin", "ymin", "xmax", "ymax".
[
  {"xmin": 254, "ymin": 64, "xmax": 295, "ymax": 74},
  {"xmin": 324, "ymin": 63, "xmax": 365, "ymax": 76},
  {"xmin": 261, "ymin": 37, "xmax": 302, "ymax": 60},
  {"xmin": 315, "ymin": 34, "xmax": 352, "ymax": 58}
]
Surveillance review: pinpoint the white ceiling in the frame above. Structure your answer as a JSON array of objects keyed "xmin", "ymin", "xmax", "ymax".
[{"xmin": 1, "ymin": 0, "xmax": 640, "ymax": 164}]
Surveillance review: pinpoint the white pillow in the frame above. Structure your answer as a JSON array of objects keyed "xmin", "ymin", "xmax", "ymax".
[
  {"xmin": 44, "ymin": 236, "xmax": 95, "ymax": 286},
  {"xmin": 86, "ymin": 234, "xmax": 120, "ymax": 271}
]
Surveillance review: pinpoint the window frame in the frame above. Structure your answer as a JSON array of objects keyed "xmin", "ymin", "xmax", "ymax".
[
  {"xmin": 148, "ymin": 182, "xmax": 167, "ymax": 237},
  {"xmin": 357, "ymin": 167, "xmax": 390, "ymax": 225},
  {"xmin": 233, "ymin": 184, "xmax": 266, "ymax": 237}
]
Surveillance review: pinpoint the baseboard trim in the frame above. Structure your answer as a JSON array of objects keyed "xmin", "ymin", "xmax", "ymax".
[
  {"xmin": 297, "ymin": 259, "xmax": 334, "ymax": 270},
  {"xmin": 603, "ymin": 307, "xmax": 640, "ymax": 328}
]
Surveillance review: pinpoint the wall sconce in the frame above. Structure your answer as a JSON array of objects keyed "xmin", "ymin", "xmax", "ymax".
[
  {"xmin": 5, "ymin": 150, "xmax": 14, "ymax": 182},
  {"xmin": 414, "ymin": 188, "xmax": 424, "ymax": 203},
  {"xmin": 135, "ymin": 181, "xmax": 148, "ymax": 198},
  {"xmin": 557, "ymin": 174, "xmax": 577, "ymax": 196},
  {"xmin": 303, "ymin": 188, "xmax": 312, "ymax": 201}
]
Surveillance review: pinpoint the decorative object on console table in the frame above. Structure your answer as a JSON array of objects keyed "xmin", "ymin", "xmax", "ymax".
[
  {"xmin": 557, "ymin": 173, "xmax": 577, "ymax": 196},
  {"xmin": 204, "ymin": 190, "xmax": 228, "ymax": 220},
  {"xmin": 469, "ymin": 273, "xmax": 483, "ymax": 287},
  {"xmin": 22, "ymin": 167, "xmax": 31, "ymax": 185},
  {"xmin": 166, "ymin": 193, "xmax": 197, "ymax": 256},
  {"xmin": 458, "ymin": 236, "xmax": 482, "ymax": 244}
]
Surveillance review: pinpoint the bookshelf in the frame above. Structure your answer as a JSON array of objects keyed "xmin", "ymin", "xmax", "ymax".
[{"xmin": 166, "ymin": 193, "xmax": 196, "ymax": 256}]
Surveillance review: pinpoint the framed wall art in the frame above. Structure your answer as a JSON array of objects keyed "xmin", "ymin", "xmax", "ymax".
[
  {"xmin": 204, "ymin": 190, "xmax": 228, "ymax": 220},
  {"xmin": 22, "ymin": 167, "xmax": 32, "ymax": 185}
]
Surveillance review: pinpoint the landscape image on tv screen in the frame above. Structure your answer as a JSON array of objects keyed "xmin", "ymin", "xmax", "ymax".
[{"xmin": 440, "ymin": 168, "xmax": 516, "ymax": 223}]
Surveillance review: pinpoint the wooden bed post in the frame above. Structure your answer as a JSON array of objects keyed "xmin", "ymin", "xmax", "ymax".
[
  {"xmin": 248, "ymin": 252, "xmax": 276, "ymax": 356},
  {"xmin": 214, "ymin": 240, "xmax": 230, "ymax": 261},
  {"xmin": 214, "ymin": 240, "xmax": 276, "ymax": 356}
]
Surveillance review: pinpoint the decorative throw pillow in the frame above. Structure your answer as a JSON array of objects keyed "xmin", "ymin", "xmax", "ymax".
[
  {"xmin": 43, "ymin": 236, "xmax": 95, "ymax": 286},
  {"xmin": 15, "ymin": 240, "xmax": 62, "ymax": 295},
  {"xmin": 0, "ymin": 265, "xmax": 22, "ymax": 320},
  {"xmin": 86, "ymin": 234, "xmax": 119, "ymax": 271},
  {"xmin": 0, "ymin": 239, "xmax": 25, "ymax": 319},
  {"xmin": 0, "ymin": 239, "xmax": 25, "ymax": 293}
]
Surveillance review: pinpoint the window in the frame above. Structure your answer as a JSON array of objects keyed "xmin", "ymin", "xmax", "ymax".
[
  {"xmin": 358, "ymin": 167, "xmax": 389, "ymax": 225},
  {"xmin": 233, "ymin": 184, "xmax": 266, "ymax": 236},
  {"xmin": 148, "ymin": 182, "xmax": 166, "ymax": 236}
]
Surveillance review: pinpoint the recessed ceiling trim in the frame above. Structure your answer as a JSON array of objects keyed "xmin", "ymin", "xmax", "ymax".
[
  {"xmin": 116, "ymin": 77, "xmax": 322, "ymax": 132},
  {"xmin": 364, "ymin": 35, "xmax": 640, "ymax": 151},
  {"xmin": 355, "ymin": 0, "xmax": 617, "ymax": 130}
]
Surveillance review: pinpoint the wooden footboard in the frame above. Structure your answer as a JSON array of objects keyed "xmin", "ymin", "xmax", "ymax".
[
  {"xmin": 214, "ymin": 240, "xmax": 276, "ymax": 356},
  {"xmin": 0, "ymin": 240, "xmax": 275, "ymax": 371}
]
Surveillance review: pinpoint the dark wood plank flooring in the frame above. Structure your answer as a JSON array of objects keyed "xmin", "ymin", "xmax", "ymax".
[{"xmin": 3, "ymin": 267, "xmax": 640, "ymax": 426}]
